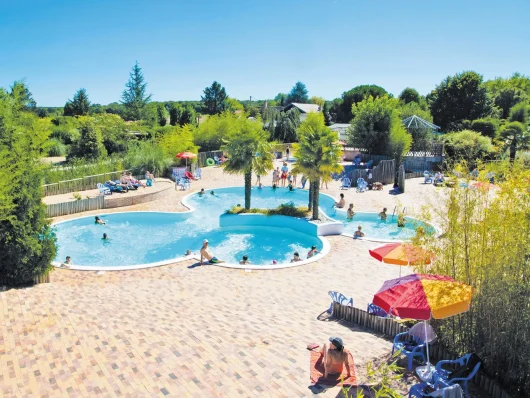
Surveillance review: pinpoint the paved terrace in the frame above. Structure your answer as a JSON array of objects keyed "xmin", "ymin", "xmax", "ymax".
[{"xmin": 1, "ymin": 163, "xmax": 445, "ymax": 397}]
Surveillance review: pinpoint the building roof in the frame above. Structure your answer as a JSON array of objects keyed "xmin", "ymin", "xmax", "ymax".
[{"xmin": 284, "ymin": 103, "xmax": 321, "ymax": 113}]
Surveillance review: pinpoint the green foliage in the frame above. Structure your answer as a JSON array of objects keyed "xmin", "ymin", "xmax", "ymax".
[
  {"xmin": 399, "ymin": 101, "xmax": 435, "ymax": 146},
  {"xmin": 156, "ymin": 103, "xmax": 169, "ymax": 126},
  {"xmin": 124, "ymin": 140, "xmax": 171, "ymax": 177},
  {"xmin": 265, "ymin": 107, "xmax": 301, "ymax": 142},
  {"xmin": 226, "ymin": 202, "xmax": 309, "ymax": 217},
  {"xmin": 157, "ymin": 125, "xmax": 198, "ymax": 159},
  {"xmin": 72, "ymin": 192, "xmax": 82, "ymax": 201},
  {"xmin": 444, "ymin": 130, "xmax": 495, "ymax": 166},
  {"xmin": 9, "ymin": 80, "xmax": 36, "ymax": 112},
  {"xmin": 0, "ymin": 93, "xmax": 56, "ymax": 286},
  {"xmin": 286, "ymin": 81, "xmax": 309, "ymax": 104},
  {"xmin": 331, "ymin": 84, "xmax": 388, "ymax": 123},
  {"xmin": 493, "ymin": 87, "xmax": 526, "ymax": 119},
  {"xmin": 483, "ymin": 72, "xmax": 530, "ymax": 100},
  {"xmin": 221, "ymin": 119, "xmax": 274, "ymax": 209},
  {"xmin": 293, "ymin": 113, "xmax": 343, "ymax": 219},
  {"xmin": 500, "ymin": 121, "xmax": 529, "ymax": 162},
  {"xmin": 121, "ymin": 61, "xmax": 152, "ymax": 121},
  {"xmin": 427, "ymin": 71, "xmax": 493, "ymax": 131},
  {"xmin": 469, "ymin": 117, "xmax": 500, "ymax": 139},
  {"xmin": 64, "ymin": 88, "xmax": 90, "ymax": 116},
  {"xmin": 201, "ymin": 81, "xmax": 228, "ymax": 115},
  {"xmin": 194, "ymin": 112, "xmax": 239, "ymax": 151},
  {"xmin": 225, "ymin": 97, "xmax": 244, "ymax": 112},
  {"xmin": 93, "ymin": 113, "xmax": 130, "ymax": 155},
  {"xmin": 323, "ymin": 102, "xmax": 332, "ymax": 126},
  {"xmin": 274, "ymin": 93, "xmax": 287, "ymax": 106},
  {"xmin": 415, "ymin": 163, "xmax": 530, "ymax": 395},
  {"xmin": 68, "ymin": 117, "xmax": 107, "ymax": 160},
  {"xmin": 348, "ymin": 96, "xmax": 412, "ymax": 161},
  {"xmin": 508, "ymin": 102, "xmax": 529, "ymax": 124},
  {"xmin": 169, "ymin": 103, "xmax": 196, "ymax": 126},
  {"xmin": 310, "ymin": 96, "xmax": 325, "ymax": 107},
  {"xmin": 46, "ymin": 137, "xmax": 67, "ymax": 156},
  {"xmin": 399, "ymin": 87, "xmax": 420, "ymax": 104},
  {"xmin": 42, "ymin": 157, "xmax": 123, "ymax": 184}
]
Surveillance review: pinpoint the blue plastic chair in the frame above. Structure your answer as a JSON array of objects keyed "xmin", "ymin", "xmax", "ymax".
[
  {"xmin": 392, "ymin": 331, "xmax": 427, "ymax": 371},
  {"xmin": 214, "ymin": 156, "xmax": 221, "ymax": 165},
  {"xmin": 430, "ymin": 353, "xmax": 481, "ymax": 397},
  {"xmin": 356, "ymin": 178, "xmax": 368, "ymax": 192},
  {"xmin": 367, "ymin": 303, "xmax": 387, "ymax": 317},
  {"xmin": 327, "ymin": 291, "xmax": 353, "ymax": 315},
  {"xmin": 193, "ymin": 168, "xmax": 202, "ymax": 180},
  {"xmin": 424, "ymin": 171, "xmax": 433, "ymax": 184},
  {"xmin": 340, "ymin": 177, "xmax": 351, "ymax": 190},
  {"xmin": 97, "ymin": 183, "xmax": 111, "ymax": 196},
  {"xmin": 409, "ymin": 382, "xmax": 463, "ymax": 397}
]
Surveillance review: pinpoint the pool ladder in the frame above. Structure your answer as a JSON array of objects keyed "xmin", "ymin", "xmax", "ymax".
[{"xmin": 392, "ymin": 206, "xmax": 407, "ymax": 220}]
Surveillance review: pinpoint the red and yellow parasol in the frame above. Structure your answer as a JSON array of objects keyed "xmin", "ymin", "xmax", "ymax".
[
  {"xmin": 369, "ymin": 243, "xmax": 433, "ymax": 276},
  {"xmin": 176, "ymin": 152, "xmax": 197, "ymax": 169}
]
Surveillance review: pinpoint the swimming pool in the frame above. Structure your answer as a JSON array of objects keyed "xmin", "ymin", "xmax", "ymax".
[{"xmin": 53, "ymin": 186, "xmax": 435, "ymax": 270}]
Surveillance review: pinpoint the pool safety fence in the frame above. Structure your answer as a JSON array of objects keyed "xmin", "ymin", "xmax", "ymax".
[
  {"xmin": 332, "ymin": 303, "xmax": 512, "ymax": 398},
  {"xmin": 348, "ymin": 159, "xmax": 396, "ymax": 187},
  {"xmin": 43, "ymin": 170, "xmax": 135, "ymax": 196},
  {"xmin": 196, "ymin": 151, "xmax": 224, "ymax": 168},
  {"xmin": 46, "ymin": 195, "xmax": 105, "ymax": 217}
]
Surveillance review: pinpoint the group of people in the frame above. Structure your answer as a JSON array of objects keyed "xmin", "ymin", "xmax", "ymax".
[
  {"xmin": 271, "ymin": 162, "xmax": 297, "ymax": 188},
  {"xmin": 104, "ymin": 171, "xmax": 154, "ymax": 193}
]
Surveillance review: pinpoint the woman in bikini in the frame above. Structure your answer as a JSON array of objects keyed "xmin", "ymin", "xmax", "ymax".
[{"xmin": 320, "ymin": 337, "xmax": 351, "ymax": 379}]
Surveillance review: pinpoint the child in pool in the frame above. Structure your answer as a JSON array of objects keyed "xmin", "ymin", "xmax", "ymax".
[{"xmin": 346, "ymin": 204, "xmax": 355, "ymax": 220}]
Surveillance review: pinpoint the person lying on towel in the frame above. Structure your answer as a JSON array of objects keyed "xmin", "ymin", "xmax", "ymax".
[{"xmin": 320, "ymin": 337, "xmax": 351, "ymax": 379}]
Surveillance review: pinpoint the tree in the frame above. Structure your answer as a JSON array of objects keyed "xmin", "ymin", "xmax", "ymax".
[
  {"xmin": 293, "ymin": 113, "xmax": 343, "ymax": 220},
  {"xmin": 194, "ymin": 112, "xmax": 238, "ymax": 151},
  {"xmin": 330, "ymin": 85, "xmax": 388, "ymax": 123},
  {"xmin": 264, "ymin": 107, "xmax": 301, "ymax": 142},
  {"xmin": 68, "ymin": 117, "xmax": 107, "ymax": 160},
  {"xmin": 274, "ymin": 93, "xmax": 287, "ymax": 106},
  {"xmin": 225, "ymin": 97, "xmax": 244, "ymax": 112},
  {"xmin": 427, "ymin": 71, "xmax": 493, "ymax": 131},
  {"xmin": 201, "ymin": 81, "xmax": 228, "ymax": 115},
  {"xmin": 156, "ymin": 103, "xmax": 169, "ymax": 126},
  {"xmin": 0, "ymin": 92, "xmax": 56, "ymax": 286},
  {"xmin": 121, "ymin": 61, "xmax": 152, "ymax": 121},
  {"xmin": 221, "ymin": 120, "xmax": 274, "ymax": 209},
  {"xmin": 157, "ymin": 125, "xmax": 198, "ymax": 158},
  {"xmin": 93, "ymin": 113, "xmax": 129, "ymax": 155},
  {"xmin": 10, "ymin": 80, "xmax": 36, "ymax": 112},
  {"xmin": 310, "ymin": 96, "xmax": 325, "ymax": 107},
  {"xmin": 323, "ymin": 102, "xmax": 332, "ymax": 126},
  {"xmin": 169, "ymin": 103, "xmax": 183, "ymax": 126},
  {"xmin": 124, "ymin": 140, "xmax": 171, "ymax": 177},
  {"xmin": 286, "ymin": 82, "xmax": 309, "ymax": 104},
  {"xmin": 64, "ymin": 88, "xmax": 90, "ymax": 116},
  {"xmin": 500, "ymin": 122, "xmax": 529, "ymax": 163},
  {"xmin": 508, "ymin": 102, "xmax": 529, "ymax": 125},
  {"xmin": 493, "ymin": 87, "xmax": 526, "ymax": 119},
  {"xmin": 399, "ymin": 87, "xmax": 420, "ymax": 104},
  {"xmin": 469, "ymin": 118, "xmax": 499, "ymax": 139},
  {"xmin": 444, "ymin": 130, "xmax": 495, "ymax": 165},
  {"xmin": 348, "ymin": 96, "xmax": 412, "ymax": 161}
]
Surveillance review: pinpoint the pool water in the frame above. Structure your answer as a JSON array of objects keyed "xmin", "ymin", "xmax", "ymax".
[{"xmin": 53, "ymin": 186, "xmax": 433, "ymax": 268}]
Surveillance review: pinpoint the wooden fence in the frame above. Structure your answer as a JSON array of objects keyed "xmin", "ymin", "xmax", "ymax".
[
  {"xmin": 43, "ymin": 171, "xmax": 129, "ymax": 196},
  {"xmin": 332, "ymin": 303, "xmax": 512, "ymax": 398},
  {"xmin": 405, "ymin": 171, "xmax": 424, "ymax": 179},
  {"xmin": 196, "ymin": 151, "xmax": 224, "ymax": 168},
  {"xmin": 45, "ymin": 195, "xmax": 105, "ymax": 217},
  {"xmin": 348, "ymin": 159, "xmax": 395, "ymax": 187}
]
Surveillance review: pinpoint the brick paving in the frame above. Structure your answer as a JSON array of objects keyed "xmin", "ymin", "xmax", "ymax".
[{"xmin": 1, "ymin": 163, "xmax": 444, "ymax": 397}]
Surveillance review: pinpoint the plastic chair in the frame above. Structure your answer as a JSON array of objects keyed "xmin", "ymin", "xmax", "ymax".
[
  {"xmin": 392, "ymin": 331, "xmax": 427, "ymax": 371},
  {"xmin": 424, "ymin": 172, "xmax": 433, "ymax": 184},
  {"xmin": 214, "ymin": 156, "xmax": 221, "ymax": 165},
  {"xmin": 340, "ymin": 177, "xmax": 351, "ymax": 190},
  {"xmin": 367, "ymin": 303, "xmax": 387, "ymax": 317},
  {"xmin": 327, "ymin": 291, "xmax": 353, "ymax": 315},
  {"xmin": 193, "ymin": 168, "xmax": 202, "ymax": 180},
  {"xmin": 430, "ymin": 353, "xmax": 481, "ymax": 397},
  {"xmin": 176, "ymin": 178, "xmax": 190, "ymax": 191},
  {"xmin": 97, "ymin": 183, "xmax": 111, "ymax": 196},
  {"xmin": 409, "ymin": 382, "xmax": 463, "ymax": 397},
  {"xmin": 356, "ymin": 178, "xmax": 368, "ymax": 192}
]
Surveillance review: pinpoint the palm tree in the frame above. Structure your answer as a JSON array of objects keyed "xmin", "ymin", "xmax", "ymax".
[
  {"xmin": 293, "ymin": 113, "xmax": 343, "ymax": 220},
  {"xmin": 500, "ymin": 121, "xmax": 530, "ymax": 163},
  {"xmin": 221, "ymin": 119, "xmax": 274, "ymax": 209}
]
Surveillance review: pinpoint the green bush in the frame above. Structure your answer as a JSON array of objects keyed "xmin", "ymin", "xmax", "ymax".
[
  {"xmin": 42, "ymin": 157, "xmax": 124, "ymax": 184},
  {"xmin": 225, "ymin": 202, "xmax": 309, "ymax": 217},
  {"xmin": 124, "ymin": 140, "xmax": 172, "ymax": 177},
  {"xmin": 444, "ymin": 130, "xmax": 495, "ymax": 165},
  {"xmin": 46, "ymin": 138, "xmax": 67, "ymax": 156}
]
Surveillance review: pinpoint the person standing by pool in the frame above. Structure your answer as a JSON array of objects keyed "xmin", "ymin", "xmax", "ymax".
[
  {"xmin": 285, "ymin": 145, "xmax": 290, "ymax": 161},
  {"xmin": 280, "ymin": 163, "xmax": 289, "ymax": 187},
  {"xmin": 255, "ymin": 173, "xmax": 261, "ymax": 186},
  {"xmin": 272, "ymin": 168, "xmax": 278, "ymax": 185},
  {"xmin": 353, "ymin": 226, "xmax": 365, "ymax": 238},
  {"xmin": 301, "ymin": 175, "xmax": 307, "ymax": 189},
  {"xmin": 379, "ymin": 208, "xmax": 387, "ymax": 220},
  {"xmin": 307, "ymin": 246, "xmax": 319, "ymax": 258},
  {"xmin": 334, "ymin": 193, "xmax": 345, "ymax": 208},
  {"xmin": 200, "ymin": 239, "xmax": 224, "ymax": 265},
  {"xmin": 346, "ymin": 204, "xmax": 355, "ymax": 220}
]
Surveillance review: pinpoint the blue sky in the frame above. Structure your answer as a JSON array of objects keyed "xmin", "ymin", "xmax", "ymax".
[{"xmin": 1, "ymin": 0, "xmax": 529, "ymax": 106}]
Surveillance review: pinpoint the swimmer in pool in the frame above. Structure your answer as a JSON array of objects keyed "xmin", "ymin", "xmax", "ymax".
[
  {"xmin": 353, "ymin": 226, "xmax": 365, "ymax": 238},
  {"xmin": 346, "ymin": 204, "xmax": 355, "ymax": 221},
  {"xmin": 198, "ymin": 188, "xmax": 205, "ymax": 196},
  {"xmin": 95, "ymin": 216, "xmax": 106, "ymax": 225}
]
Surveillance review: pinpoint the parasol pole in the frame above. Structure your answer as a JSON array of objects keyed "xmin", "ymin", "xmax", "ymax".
[{"xmin": 424, "ymin": 320, "xmax": 431, "ymax": 371}]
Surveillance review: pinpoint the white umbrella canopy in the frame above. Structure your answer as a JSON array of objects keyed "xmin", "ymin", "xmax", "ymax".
[{"xmin": 409, "ymin": 322, "xmax": 437, "ymax": 343}]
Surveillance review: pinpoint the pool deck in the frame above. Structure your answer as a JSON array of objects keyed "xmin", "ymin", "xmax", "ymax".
[{"xmin": 1, "ymin": 162, "xmax": 449, "ymax": 397}]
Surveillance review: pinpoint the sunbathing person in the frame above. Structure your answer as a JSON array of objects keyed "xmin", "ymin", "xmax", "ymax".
[
  {"xmin": 199, "ymin": 239, "xmax": 224, "ymax": 265},
  {"xmin": 95, "ymin": 216, "xmax": 106, "ymax": 225},
  {"xmin": 145, "ymin": 171, "xmax": 155, "ymax": 186},
  {"xmin": 353, "ymin": 225, "xmax": 365, "ymax": 238},
  {"xmin": 334, "ymin": 193, "xmax": 345, "ymax": 208},
  {"xmin": 320, "ymin": 337, "xmax": 351, "ymax": 379},
  {"xmin": 60, "ymin": 256, "xmax": 72, "ymax": 268},
  {"xmin": 290, "ymin": 252, "xmax": 302, "ymax": 262},
  {"xmin": 129, "ymin": 172, "xmax": 146, "ymax": 188},
  {"xmin": 346, "ymin": 204, "xmax": 355, "ymax": 220},
  {"xmin": 379, "ymin": 207, "xmax": 387, "ymax": 221},
  {"xmin": 307, "ymin": 246, "xmax": 319, "ymax": 258},
  {"xmin": 105, "ymin": 181, "xmax": 125, "ymax": 193}
]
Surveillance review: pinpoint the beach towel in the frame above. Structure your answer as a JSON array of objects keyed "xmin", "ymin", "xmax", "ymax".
[{"xmin": 309, "ymin": 349, "xmax": 357, "ymax": 386}]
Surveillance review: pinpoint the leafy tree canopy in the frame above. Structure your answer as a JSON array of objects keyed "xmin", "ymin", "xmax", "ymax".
[
  {"xmin": 427, "ymin": 71, "xmax": 493, "ymax": 131},
  {"xmin": 10, "ymin": 80, "xmax": 36, "ymax": 112},
  {"xmin": 286, "ymin": 81, "xmax": 309, "ymax": 104},
  {"xmin": 201, "ymin": 81, "xmax": 228, "ymax": 115},
  {"xmin": 121, "ymin": 61, "xmax": 152, "ymax": 121},
  {"xmin": 310, "ymin": 96, "xmax": 325, "ymax": 107},
  {"xmin": 157, "ymin": 125, "xmax": 198, "ymax": 159},
  {"xmin": 225, "ymin": 97, "xmax": 244, "ymax": 112},
  {"xmin": 399, "ymin": 87, "xmax": 420, "ymax": 104},
  {"xmin": 483, "ymin": 72, "xmax": 530, "ymax": 98},
  {"xmin": 68, "ymin": 116, "xmax": 107, "ymax": 160},
  {"xmin": 493, "ymin": 87, "xmax": 526, "ymax": 119},
  {"xmin": 469, "ymin": 118, "xmax": 499, "ymax": 139},
  {"xmin": 500, "ymin": 121, "xmax": 529, "ymax": 162},
  {"xmin": 331, "ymin": 84, "xmax": 388, "ymax": 123},
  {"xmin": 193, "ymin": 112, "xmax": 239, "ymax": 151},
  {"xmin": 274, "ymin": 93, "xmax": 287, "ymax": 106},
  {"xmin": 444, "ymin": 130, "xmax": 495, "ymax": 165},
  {"xmin": 509, "ymin": 102, "xmax": 529, "ymax": 125}
]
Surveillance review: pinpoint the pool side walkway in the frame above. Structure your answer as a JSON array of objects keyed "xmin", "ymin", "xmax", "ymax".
[{"xmin": 1, "ymin": 164, "xmax": 446, "ymax": 397}]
